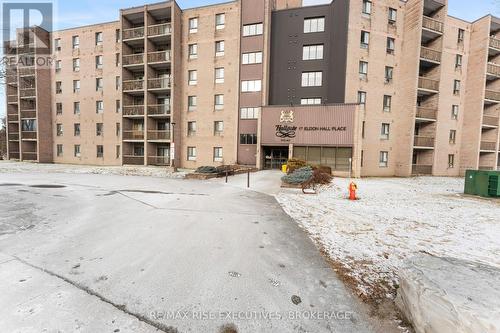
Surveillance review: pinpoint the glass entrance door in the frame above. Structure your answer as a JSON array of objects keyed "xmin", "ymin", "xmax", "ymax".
[{"xmin": 263, "ymin": 147, "xmax": 289, "ymax": 169}]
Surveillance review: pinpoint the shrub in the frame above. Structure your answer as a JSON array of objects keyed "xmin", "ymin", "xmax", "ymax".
[
  {"xmin": 287, "ymin": 158, "xmax": 308, "ymax": 174},
  {"xmin": 312, "ymin": 165, "xmax": 332, "ymax": 175},
  {"xmin": 196, "ymin": 166, "xmax": 218, "ymax": 174},
  {"xmin": 282, "ymin": 166, "xmax": 313, "ymax": 185}
]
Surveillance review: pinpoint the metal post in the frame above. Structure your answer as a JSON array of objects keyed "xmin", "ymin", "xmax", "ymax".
[
  {"xmin": 225, "ymin": 166, "xmax": 228, "ymax": 183},
  {"xmin": 247, "ymin": 169, "xmax": 250, "ymax": 188}
]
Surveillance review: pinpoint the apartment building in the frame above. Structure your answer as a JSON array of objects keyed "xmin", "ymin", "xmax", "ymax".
[{"xmin": 4, "ymin": 0, "xmax": 500, "ymax": 177}]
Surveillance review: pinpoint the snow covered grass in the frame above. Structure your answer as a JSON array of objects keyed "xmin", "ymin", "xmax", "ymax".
[
  {"xmin": 0, "ymin": 161, "xmax": 186, "ymax": 179},
  {"xmin": 276, "ymin": 177, "xmax": 500, "ymax": 302}
]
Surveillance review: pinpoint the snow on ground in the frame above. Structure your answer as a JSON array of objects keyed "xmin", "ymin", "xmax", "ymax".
[
  {"xmin": 276, "ymin": 177, "xmax": 500, "ymax": 301},
  {"xmin": 0, "ymin": 161, "xmax": 186, "ymax": 178}
]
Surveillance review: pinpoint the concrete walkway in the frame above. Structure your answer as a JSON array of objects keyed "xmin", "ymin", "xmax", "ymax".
[{"xmin": 208, "ymin": 170, "xmax": 287, "ymax": 196}]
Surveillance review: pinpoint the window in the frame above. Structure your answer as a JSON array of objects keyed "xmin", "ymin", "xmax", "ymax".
[
  {"xmin": 96, "ymin": 78, "xmax": 103, "ymax": 91},
  {"xmin": 458, "ymin": 28, "xmax": 465, "ymax": 43},
  {"xmin": 242, "ymin": 52, "xmax": 263, "ymax": 64},
  {"xmin": 358, "ymin": 91, "xmax": 367, "ymax": 105},
  {"xmin": 189, "ymin": 18, "xmax": 198, "ymax": 33},
  {"xmin": 188, "ymin": 44, "xmax": 198, "ymax": 59},
  {"xmin": 214, "ymin": 147, "xmax": 223, "ymax": 161},
  {"xmin": 96, "ymin": 55, "xmax": 103, "ymax": 69},
  {"xmin": 215, "ymin": 40, "xmax": 225, "ymax": 57},
  {"xmin": 451, "ymin": 105, "xmax": 459, "ymax": 120},
  {"xmin": 54, "ymin": 38, "xmax": 61, "ymax": 51},
  {"xmin": 74, "ymin": 102, "xmax": 80, "ymax": 115},
  {"xmin": 73, "ymin": 80, "xmax": 80, "ymax": 93},
  {"xmin": 116, "ymin": 76, "xmax": 121, "ymax": 90},
  {"xmin": 97, "ymin": 145, "xmax": 104, "ymax": 158},
  {"xmin": 188, "ymin": 121, "xmax": 197, "ymax": 136},
  {"xmin": 301, "ymin": 98, "xmax": 321, "ymax": 105},
  {"xmin": 95, "ymin": 32, "xmax": 103, "ymax": 45},
  {"xmin": 214, "ymin": 121, "xmax": 224, "ymax": 135},
  {"xmin": 241, "ymin": 80, "xmax": 262, "ymax": 92},
  {"xmin": 96, "ymin": 100, "xmax": 104, "ymax": 114},
  {"xmin": 56, "ymin": 103, "xmax": 63, "ymax": 115},
  {"xmin": 362, "ymin": 121, "xmax": 365, "ymax": 138},
  {"xmin": 453, "ymin": 80, "xmax": 461, "ymax": 95},
  {"xmin": 74, "ymin": 123, "xmax": 80, "ymax": 136},
  {"xmin": 385, "ymin": 66, "xmax": 394, "ymax": 83},
  {"xmin": 362, "ymin": 0, "xmax": 372, "ymax": 15},
  {"xmin": 116, "ymin": 145, "xmax": 121, "ymax": 159},
  {"xmin": 96, "ymin": 123, "xmax": 103, "ymax": 136},
  {"xmin": 387, "ymin": 37, "xmax": 395, "ymax": 54},
  {"xmin": 216, "ymin": 13, "xmax": 225, "ymax": 30},
  {"xmin": 116, "ymin": 123, "xmax": 121, "ymax": 136},
  {"xmin": 56, "ymin": 123, "xmax": 63, "ymax": 136},
  {"xmin": 359, "ymin": 61, "xmax": 368, "ymax": 80},
  {"xmin": 381, "ymin": 123, "xmax": 390, "ymax": 140},
  {"xmin": 379, "ymin": 151, "xmax": 389, "ymax": 167},
  {"xmin": 187, "ymin": 147, "xmax": 197, "ymax": 161},
  {"xmin": 448, "ymin": 154, "xmax": 455, "ymax": 168},
  {"xmin": 55, "ymin": 60, "xmax": 61, "ymax": 73},
  {"xmin": 240, "ymin": 134, "xmax": 258, "ymax": 144},
  {"xmin": 243, "ymin": 23, "xmax": 263, "ymax": 36},
  {"xmin": 388, "ymin": 8, "xmax": 397, "ymax": 23},
  {"xmin": 303, "ymin": 44, "xmax": 324, "ymax": 60},
  {"xmin": 449, "ymin": 130, "xmax": 457, "ymax": 144},
  {"xmin": 73, "ymin": 58, "xmax": 80, "ymax": 72},
  {"xmin": 74, "ymin": 145, "xmax": 81, "ymax": 158},
  {"xmin": 188, "ymin": 96, "xmax": 197, "ymax": 111},
  {"xmin": 72, "ymin": 35, "xmax": 79, "ymax": 49},
  {"xmin": 21, "ymin": 119, "xmax": 37, "ymax": 132},
  {"xmin": 215, "ymin": 94, "xmax": 224, "ymax": 110},
  {"xmin": 116, "ymin": 100, "xmax": 121, "ymax": 113},
  {"xmin": 215, "ymin": 67, "xmax": 225, "ymax": 83},
  {"xmin": 240, "ymin": 107, "xmax": 260, "ymax": 119},
  {"xmin": 57, "ymin": 144, "xmax": 63, "ymax": 157},
  {"xmin": 360, "ymin": 31, "xmax": 370, "ymax": 48},
  {"xmin": 188, "ymin": 70, "xmax": 197, "ymax": 85},
  {"xmin": 455, "ymin": 54, "xmax": 462, "ymax": 68},
  {"xmin": 301, "ymin": 72, "xmax": 322, "ymax": 87},
  {"xmin": 115, "ymin": 53, "xmax": 121, "ymax": 67},
  {"xmin": 304, "ymin": 17, "xmax": 325, "ymax": 33},
  {"xmin": 383, "ymin": 95, "xmax": 392, "ymax": 112},
  {"xmin": 115, "ymin": 29, "xmax": 121, "ymax": 43},
  {"xmin": 56, "ymin": 81, "xmax": 62, "ymax": 94}
]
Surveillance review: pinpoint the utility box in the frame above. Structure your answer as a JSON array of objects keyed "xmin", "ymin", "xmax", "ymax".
[{"xmin": 464, "ymin": 170, "xmax": 500, "ymax": 198}]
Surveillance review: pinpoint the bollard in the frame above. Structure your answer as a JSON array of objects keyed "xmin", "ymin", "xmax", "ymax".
[
  {"xmin": 247, "ymin": 169, "xmax": 250, "ymax": 188},
  {"xmin": 225, "ymin": 167, "xmax": 228, "ymax": 183}
]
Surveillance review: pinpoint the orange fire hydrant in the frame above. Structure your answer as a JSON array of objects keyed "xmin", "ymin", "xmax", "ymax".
[{"xmin": 349, "ymin": 181, "xmax": 358, "ymax": 201}]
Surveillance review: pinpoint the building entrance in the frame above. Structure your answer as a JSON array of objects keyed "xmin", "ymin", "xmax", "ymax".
[{"xmin": 263, "ymin": 146, "xmax": 289, "ymax": 169}]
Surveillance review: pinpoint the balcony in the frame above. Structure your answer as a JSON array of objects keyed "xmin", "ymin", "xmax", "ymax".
[
  {"xmin": 148, "ymin": 104, "xmax": 171, "ymax": 116},
  {"xmin": 123, "ymin": 130, "xmax": 144, "ymax": 141},
  {"xmin": 485, "ymin": 89, "xmax": 500, "ymax": 103},
  {"xmin": 148, "ymin": 130, "xmax": 171, "ymax": 141},
  {"xmin": 422, "ymin": 16, "xmax": 443, "ymax": 43},
  {"xmin": 9, "ymin": 152, "xmax": 20, "ymax": 159},
  {"xmin": 148, "ymin": 156, "xmax": 170, "ymax": 166},
  {"xmin": 7, "ymin": 114, "xmax": 19, "ymax": 122},
  {"xmin": 123, "ymin": 155, "xmax": 144, "ymax": 165},
  {"xmin": 486, "ymin": 63, "xmax": 500, "ymax": 80},
  {"xmin": 18, "ymin": 66, "xmax": 35, "ymax": 77},
  {"xmin": 420, "ymin": 47, "xmax": 441, "ymax": 64},
  {"xmin": 480, "ymin": 141, "xmax": 497, "ymax": 152},
  {"xmin": 490, "ymin": 37, "xmax": 500, "ymax": 50},
  {"xmin": 415, "ymin": 106, "xmax": 437, "ymax": 121},
  {"xmin": 483, "ymin": 115, "xmax": 499, "ymax": 128},
  {"xmin": 20, "ymin": 88, "xmax": 36, "ymax": 98},
  {"xmin": 414, "ymin": 135, "xmax": 435, "ymax": 149},
  {"xmin": 21, "ymin": 110, "xmax": 37, "ymax": 119},
  {"xmin": 148, "ymin": 51, "xmax": 171, "ymax": 66},
  {"xmin": 412, "ymin": 164, "xmax": 433, "ymax": 175},
  {"xmin": 22, "ymin": 152, "xmax": 38, "ymax": 161},
  {"xmin": 148, "ymin": 77, "xmax": 171, "ymax": 92},
  {"xmin": 7, "ymin": 95, "xmax": 18, "ymax": 104},
  {"xmin": 6, "ymin": 75, "xmax": 18, "ymax": 85},
  {"xmin": 123, "ymin": 26, "xmax": 144, "ymax": 41},
  {"xmin": 21, "ymin": 131, "xmax": 37, "ymax": 140},
  {"xmin": 148, "ymin": 23, "xmax": 171, "ymax": 38},
  {"xmin": 8, "ymin": 133, "xmax": 19, "ymax": 141},
  {"xmin": 418, "ymin": 77, "xmax": 439, "ymax": 94},
  {"xmin": 123, "ymin": 79, "xmax": 144, "ymax": 93},
  {"xmin": 123, "ymin": 53, "xmax": 144, "ymax": 67},
  {"xmin": 122, "ymin": 105, "xmax": 145, "ymax": 117}
]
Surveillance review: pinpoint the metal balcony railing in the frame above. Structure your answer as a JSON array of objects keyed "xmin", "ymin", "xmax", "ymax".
[
  {"xmin": 122, "ymin": 105, "xmax": 145, "ymax": 116},
  {"xmin": 412, "ymin": 164, "xmax": 433, "ymax": 175},
  {"xmin": 22, "ymin": 152, "xmax": 38, "ymax": 160},
  {"xmin": 416, "ymin": 106, "xmax": 437, "ymax": 120},
  {"xmin": 123, "ymin": 79, "xmax": 144, "ymax": 91},
  {"xmin": 148, "ymin": 77, "xmax": 171, "ymax": 90},
  {"xmin": 418, "ymin": 77, "xmax": 440, "ymax": 92},
  {"xmin": 485, "ymin": 90, "xmax": 500, "ymax": 101},
  {"xmin": 21, "ymin": 131, "xmax": 37, "ymax": 140},
  {"xmin": 420, "ymin": 47, "xmax": 441, "ymax": 63},
  {"xmin": 123, "ymin": 26, "xmax": 144, "ymax": 40},
  {"xmin": 480, "ymin": 141, "xmax": 497, "ymax": 151},
  {"xmin": 148, "ymin": 156, "xmax": 170, "ymax": 166},
  {"xmin": 487, "ymin": 63, "xmax": 500, "ymax": 77},
  {"xmin": 147, "ymin": 51, "xmax": 171, "ymax": 63},
  {"xmin": 123, "ymin": 155, "xmax": 144, "ymax": 165},
  {"xmin": 422, "ymin": 16, "xmax": 444, "ymax": 33},
  {"xmin": 20, "ymin": 88, "xmax": 36, "ymax": 98},
  {"xmin": 148, "ymin": 104, "xmax": 170, "ymax": 116},
  {"xmin": 148, "ymin": 23, "xmax": 171, "ymax": 37},
  {"xmin": 148, "ymin": 130, "xmax": 171, "ymax": 141},
  {"xmin": 123, "ymin": 130, "xmax": 144, "ymax": 140},
  {"xmin": 490, "ymin": 36, "xmax": 500, "ymax": 50},
  {"xmin": 7, "ymin": 95, "xmax": 18, "ymax": 103},
  {"xmin": 483, "ymin": 115, "xmax": 499, "ymax": 127},
  {"xmin": 8, "ymin": 133, "xmax": 19, "ymax": 141},
  {"xmin": 414, "ymin": 136, "xmax": 435, "ymax": 148},
  {"xmin": 18, "ymin": 67, "xmax": 35, "ymax": 76},
  {"xmin": 21, "ymin": 110, "xmax": 37, "ymax": 119},
  {"xmin": 123, "ymin": 53, "xmax": 144, "ymax": 66}
]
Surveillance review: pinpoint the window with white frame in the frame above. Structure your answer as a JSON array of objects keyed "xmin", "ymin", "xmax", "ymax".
[
  {"xmin": 187, "ymin": 147, "xmax": 197, "ymax": 161},
  {"xmin": 54, "ymin": 38, "xmax": 61, "ymax": 51},
  {"xmin": 188, "ymin": 96, "xmax": 197, "ymax": 111},
  {"xmin": 215, "ymin": 40, "xmax": 225, "ymax": 57},
  {"xmin": 301, "ymin": 98, "xmax": 321, "ymax": 105},
  {"xmin": 359, "ymin": 61, "xmax": 368, "ymax": 80},
  {"xmin": 301, "ymin": 71, "xmax": 322, "ymax": 87},
  {"xmin": 96, "ymin": 77, "xmax": 103, "ymax": 91},
  {"xmin": 453, "ymin": 80, "xmax": 461, "ymax": 94},
  {"xmin": 449, "ymin": 130, "xmax": 457, "ymax": 144},
  {"xmin": 188, "ymin": 44, "xmax": 198, "ymax": 59},
  {"xmin": 189, "ymin": 18, "xmax": 198, "ymax": 33},
  {"xmin": 458, "ymin": 28, "xmax": 465, "ymax": 43},
  {"xmin": 56, "ymin": 123, "xmax": 63, "ymax": 136},
  {"xmin": 96, "ymin": 55, "xmax": 103, "ymax": 69},
  {"xmin": 96, "ymin": 100, "xmax": 104, "ymax": 114},
  {"xmin": 73, "ymin": 36, "xmax": 80, "ymax": 49},
  {"xmin": 388, "ymin": 8, "xmax": 397, "ymax": 23},
  {"xmin": 360, "ymin": 31, "xmax": 370, "ymax": 48},
  {"xmin": 362, "ymin": 0, "xmax": 372, "ymax": 15},
  {"xmin": 214, "ymin": 121, "xmax": 224, "ymax": 136},
  {"xmin": 74, "ymin": 145, "xmax": 81, "ymax": 157},
  {"xmin": 188, "ymin": 70, "xmax": 197, "ymax": 85},
  {"xmin": 73, "ymin": 58, "xmax": 80, "ymax": 72},
  {"xmin": 240, "ymin": 133, "xmax": 258, "ymax": 144},
  {"xmin": 116, "ymin": 100, "xmax": 121, "ymax": 113},
  {"xmin": 381, "ymin": 123, "xmax": 390, "ymax": 140},
  {"xmin": 216, "ymin": 13, "xmax": 225, "ymax": 30},
  {"xmin": 187, "ymin": 121, "xmax": 197, "ymax": 136},
  {"xmin": 213, "ymin": 147, "xmax": 223, "ymax": 161},
  {"xmin": 240, "ymin": 107, "xmax": 260, "ymax": 119},
  {"xmin": 242, "ymin": 52, "xmax": 263, "ymax": 64},
  {"xmin": 358, "ymin": 91, "xmax": 367, "ymax": 105},
  {"xmin": 241, "ymin": 80, "xmax": 262, "ymax": 92},
  {"xmin": 215, "ymin": 67, "xmax": 224, "ymax": 83},
  {"xmin": 215, "ymin": 94, "xmax": 224, "ymax": 110},
  {"xmin": 56, "ymin": 81, "xmax": 62, "ymax": 94},
  {"xmin": 302, "ymin": 44, "xmax": 324, "ymax": 60},
  {"xmin": 74, "ymin": 102, "xmax": 80, "ymax": 115},
  {"xmin": 74, "ymin": 123, "xmax": 80, "ymax": 136},
  {"xmin": 96, "ymin": 123, "xmax": 103, "ymax": 136},
  {"xmin": 116, "ymin": 122, "xmax": 120, "ymax": 136},
  {"xmin": 116, "ymin": 76, "xmax": 120, "ymax": 90},
  {"xmin": 379, "ymin": 151, "xmax": 389, "ymax": 167},
  {"xmin": 95, "ymin": 32, "xmax": 103, "ymax": 45},
  {"xmin": 385, "ymin": 66, "xmax": 394, "ymax": 82},
  {"xmin": 303, "ymin": 17, "xmax": 325, "ymax": 33},
  {"xmin": 451, "ymin": 105, "xmax": 459, "ymax": 119},
  {"xmin": 387, "ymin": 37, "xmax": 395, "ymax": 54},
  {"xmin": 55, "ymin": 60, "xmax": 61, "ymax": 72},
  {"xmin": 57, "ymin": 144, "xmax": 63, "ymax": 157},
  {"xmin": 56, "ymin": 103, "xmax": 62, "ymax": 115},
  {"xmin": 243, "ymin": 23, "xmax": 263, "ymax": 36},
  {"xmin": 73, "ymin": 80, "xmax": 80, "ymax": 93},
  {"xmin": 383, "ymin": 95, "xmax": 392, "ymax": 112},
  {"xmin": 455, "ymin": 54, "xmax": 463, "ymax": 68},
  {"xmin": 97, "ymin": 145, "xmax": 104, "ymax": 158},
  {"xmin": 448, "ymin": 154, "xmax": 455, "ymax": 168}
]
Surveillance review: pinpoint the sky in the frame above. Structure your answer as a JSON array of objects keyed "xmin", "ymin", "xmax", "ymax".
[{"xmin": 1, "ymin": 0, "xmax": 500, "ymax": 117}]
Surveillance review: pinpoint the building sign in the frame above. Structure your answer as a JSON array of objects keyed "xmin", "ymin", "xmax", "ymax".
[{"xmin": 261, "ymin": 104, "xmax": 356, "ymax": 146}]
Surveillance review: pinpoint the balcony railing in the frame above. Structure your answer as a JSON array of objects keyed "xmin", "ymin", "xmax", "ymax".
[
  {"xmin": 8, "ymin": 133, "xmax": 19, "ymax": 141},
  {"xmin": 414, "ymin": 136, "xmax": 435, "ymax": 148},
  {"xmin": 123, "ymin": 26, "xmax": 144, "ymax": 40},
  {"xmin": 21, "ymin": 110, "xmax": 37, "ymax": 119},
  {"xmin": 18, "ymin": 66, "xmax": 35, "ymax": 76},
  {"xmin": 123, "ymin": 105, "xmax": 145, "ymax": 116},
  {"xmin": 123, "ymin": 130, "xmax": 144, "ymax": 140},
  {"xmin": 6, "ymin": 76, "xmax": 17, "ymax": 84},
  {"xmin": 487, "ymin": 63, "xmax": 500, "ymax": 77},
  {"xmin": 490, "ymin": 36, "xmax": 500, "ymax": 50},
  {"xmin": 418, "ymin": 77, "xmax": 439, "ymax": 92},
  {"xmin": 480, "ymin": 141, "xmax": 497, "ymax": 151},
  {"xmin": 420, "ymin": 47, "xmax": 441, "ymax": 63},
  {"xmin": 416, "ymin": 106, "xmax": 437, "ymax": 120},
  {"xmin": 148, "ymin": 130, "xmax": 171, "ymax": 141},
  {"xmin": 148, "ymin": 104, "xmax": 171, "ymax": 116},
  {"xmin": 412, "ymin": 164, "xmax": 433, "ymax": 175},
  {"xmin": 7, "ymin": 114, "xmax": 19, "ymax": 122},
  {"xmin": 9, "ymin": 152, "xmax": 20, "ymax": 159},
  {"xmin": 483, "ymin": 115, "xmax": 499, "ymax": 127},
  {"xmin": 22, "ymin": 152, "xmax": 38, "ymax": 160},
  {"xmin": 422, "ymin": 16, "xmax": 444, "ymax": 34},
  {"xmin": 148, "ymin": 77, "xmax": 171, "ymax": 90},
  {"xmin": 148, "ymin": 23, "xmax": 171, "ymax": 37},
  {"xmin": 485, "ymin": 90, "xmax": 500, "ymax": 102},
  {"xmin": 123, "ymin": 79, "xmax": 144, "ymax": 92},
  {"xmin": 148, "ymin": 51, "xmax": 171, "ymax": 63},
  {"xmin": 21, "ymin": 131, "xmax": 37, "ymax": 140},
  {"xmin": 20, "ymin": 88, "xmax": 36, "ymax": 98},
  {"xmin": 123, "ymin": 53, "xmax": 144, "ymax": 66},
  {"xmin": 7, "ymin": 95, "xmax": 18, "ymax": 103},
  {"xmin": 123, "ymin": 155, "xmax": 144, "ymax": 165},
  {"xmin": 148, "ymin": 156, "xmax": 170, "ymax": 166}
]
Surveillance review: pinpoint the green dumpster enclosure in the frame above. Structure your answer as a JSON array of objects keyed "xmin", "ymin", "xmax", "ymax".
[{"xmin": 464, "ymin": 170, "xmax": 500, "ymax": 198}]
